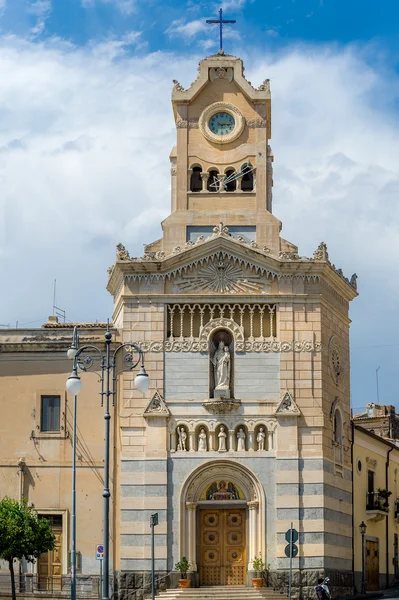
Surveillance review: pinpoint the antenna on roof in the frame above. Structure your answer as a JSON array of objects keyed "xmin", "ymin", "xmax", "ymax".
[{"xmin": 53, "ymin": 279, "xmax": 66, "ymax": 323}]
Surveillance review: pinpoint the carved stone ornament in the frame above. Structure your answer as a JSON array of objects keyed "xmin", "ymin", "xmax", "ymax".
[
  {"xmin": 172, "ymin": 79, "xmax": 185, "ymax": 92},
  {"xmin": 366, "ymin": 457, "xmax": 377, "ymax": 469},
  {"xmin": 329, "ymin": 336, "xmax": 344, "ymax": 385},
  {"xmin": 202, "ymin": 399, "xmax": 241, "ymax": 414},
  {"xmin": 116, "ymin": 243, "xmax": 130, "ymax": 260},
  {"xmin": 257, "ymin": 79, "xmax": 270, "ymax": 92},
  {"xmin": 176, "ymin": 118, "xmax": 188, "ymax": 128},
  {"xmin": 185, "ymin": 461, "xmax": 258, "ymax": 503},
  {"xmin": 143, "ymin": 391, "xmax": 170, "ymax": 419},
  {"xmin": 246, "ymin": 117, "xmax": 267, "ymax": 128},
  {"xmin": 279, "ymin": 251, "xmax": 300, "ymax": 260},
  {"xmin": 173, "ymin": 253, "xmax": 268, "ymax": 294},
  {"xmin": 313, "ymin": 242, "xmax": 329, "ymax": 262},
  {"xmin": 199, "ymin": 102, "xmax": 246, "ymax": 145},
  {"xmin": 138, "ymin": 339, "xmax": 323, "ymax": 353},
  {"xmin": 209, "ymin": 67, "xmax": 234, "ymax": 83},
  {"xmin": 275, "ymin": 391, "xmax": 301, "ymax": 416},
  {"xmin": 350, "ymin": 273, "xmax": 358, "ymax": 290}
]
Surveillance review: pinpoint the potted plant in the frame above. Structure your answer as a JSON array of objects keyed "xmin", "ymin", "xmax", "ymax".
[
  {"xmin": 175, "ymin": 557, "xmax": 190, "ymax": 588},
  {"xmin": 252, "ymin": 554, "xmax": 265, "ymax": 588}
]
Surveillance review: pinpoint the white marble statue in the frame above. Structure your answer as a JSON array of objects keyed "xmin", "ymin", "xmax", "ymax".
[
  {"xmin": 257, "ymin": 427, "xmax": 266, "ymax": 451},
  {"xmin": 177, "ymin": 427, "xmax": 187, "ymax": 451},
  {"xmin": 198, "ymin": 427, "xmax": 207, "ymax": 451},
  {"xmin": 237, "ymin": 427, "xmax": 246, "ymax": 451},
  {"xmin": 218, "ymin": 425, "xmax": 227, "ymax": 451},
  {"xmin": 211, "ymin": 341, "xmax": 231, "ymax": 393}
]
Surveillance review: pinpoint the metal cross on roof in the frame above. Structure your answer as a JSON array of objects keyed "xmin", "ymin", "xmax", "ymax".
[{"xmin": 206, "ymin": 8, "xmax": 236, "ymax": 52}]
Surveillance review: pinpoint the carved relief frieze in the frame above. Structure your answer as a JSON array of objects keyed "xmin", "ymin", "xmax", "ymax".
[
  {"xmin": 172, "ymin": 253, "xmax": 270, "ymax": 294},
  {"xmin": 138, "ymin": 339, "xmax": 322, "ymax": 353}
]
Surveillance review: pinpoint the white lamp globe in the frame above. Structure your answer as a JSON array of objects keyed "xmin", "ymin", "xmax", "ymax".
[
  {"xmin": 134, "ymin": 366, "xmax": 150, "ymax": 393},
  {"xmin": 67, "ymin": 347, "xmax": 78, "ymax": 360},
  {"xmin": 66, "ymin": 372, "xmax": 82, "ymax": 396}
]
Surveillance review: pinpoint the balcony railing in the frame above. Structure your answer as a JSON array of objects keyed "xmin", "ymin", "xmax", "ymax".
[{"xmin": 366, "ymin": 491, "xmax": 389, "ymax": 513}]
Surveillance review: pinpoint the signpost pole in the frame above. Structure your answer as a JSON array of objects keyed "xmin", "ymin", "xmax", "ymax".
[
  {"xmin": 289, "ymin": 522, "xmax": 293, "ymax": 600},
  {"xmin": 100, "ymin": 559, "xmax": 103, "ymax": 598},
  {"xmin": 150, "ymin": 513, "xmax": 158, "ymax": 600},
  {"xmin": 151, "ymin": 519, "xmax": 155, "ymax": 600}
]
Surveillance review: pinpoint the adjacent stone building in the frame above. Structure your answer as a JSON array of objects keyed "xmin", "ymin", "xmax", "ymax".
[{"xmin": 0, "ymin": 51, "xmax": 360, "ymax": 598}]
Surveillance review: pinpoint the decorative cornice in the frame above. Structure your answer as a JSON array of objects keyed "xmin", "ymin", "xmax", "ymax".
[{"xmin": 137, "ymin": 339, "xmax": 322, "ymax": 353}]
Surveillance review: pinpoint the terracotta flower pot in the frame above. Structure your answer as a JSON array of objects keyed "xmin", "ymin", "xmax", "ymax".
[
  {"xmin": 178, "ymin": 579, "xmax": 191, "ymax": 588},
  {"xmin": 252, "ymin": 577, "xmax": 264, "ymax": 588}
]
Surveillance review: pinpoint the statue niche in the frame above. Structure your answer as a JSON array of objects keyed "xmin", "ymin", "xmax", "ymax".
[{"xmin": 210, "ymin": 329, "xmax": 233, "ymax": 399}]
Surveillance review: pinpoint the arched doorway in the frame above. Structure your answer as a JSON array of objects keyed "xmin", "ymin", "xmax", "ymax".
[{"xmin": 180, "ymin": 460, "xmax": 265, "ymax": 586}]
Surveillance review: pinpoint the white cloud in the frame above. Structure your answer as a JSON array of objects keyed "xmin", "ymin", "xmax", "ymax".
[
  {"xmin": 81, "ymin": 0, "xmax": 136, "ymax": 14},
  {"xmin": 28, "ymin": 0, "xmax": 52, "ymax": 37},
  {"xmin": 0, "ymin": 0, "xmax": 6, "ymax": 14},
  {"xmin": 0, "ymin": 37, "xmax": 399, "ymax": 404},
  {"xmin": 166, "ymin": 19, "xmax": 208, "ymax": 39}
]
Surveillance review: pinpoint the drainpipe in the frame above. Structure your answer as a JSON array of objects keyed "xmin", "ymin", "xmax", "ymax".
[
  {"xmin": 351, "ymin": 422, "xmax": 355, "ymax": 592},
  {"xmin": 18, "ymin": 458, "xmax": 26, "ymax": 593},
  {"xmin": 386, "ymin": 447, "xmax": 393, "ymax": 588}
]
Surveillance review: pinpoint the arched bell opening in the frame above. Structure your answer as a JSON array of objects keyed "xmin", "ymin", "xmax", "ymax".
[
  {"xmin": 207, "ymin": 169, "xmax": 220, "ymax": 192},
  {"xmin": 190, "ymin": 165, "xmax": 202, "ymax": 192},
  {"xmin": 241, "ymin": 163, "xmax": 254, "ymax": 191},
  {"xmin": 224, "ymin": 168, "xmax": 237, "ymax": 192}
]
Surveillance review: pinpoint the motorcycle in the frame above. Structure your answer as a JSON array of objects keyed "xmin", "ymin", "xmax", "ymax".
[{"xmin": 314, "ymin": 577, "xmax": 331, "ymax": 600}]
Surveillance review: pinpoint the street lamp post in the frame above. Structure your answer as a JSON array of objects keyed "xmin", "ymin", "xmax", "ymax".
[
  {"xmin": 66, "ymin": 325, "xmax": 150, "ymax": 600},
  {"xmin": 359, "ymin": 521, "xmax": 367, "ymax": 594}
]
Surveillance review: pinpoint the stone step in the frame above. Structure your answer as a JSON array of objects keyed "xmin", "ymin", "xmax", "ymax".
[{"xmin": 156, "ymin": 587, "xmax": 287, "ymax": 600}]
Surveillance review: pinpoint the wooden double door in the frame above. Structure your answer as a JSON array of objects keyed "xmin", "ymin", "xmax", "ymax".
[{"xmin": 200, "ymin": 508, "xmax": 246, "ymax": 586}]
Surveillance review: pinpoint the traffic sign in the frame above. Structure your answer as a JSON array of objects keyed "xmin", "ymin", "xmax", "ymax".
[
  {"xmin": 284, "ymin": 543, "xmax": 298, "ymax": 558},
  {"xmin": 96, "ymin": 545, "xmax": 104, "ymax": 560},
  {"xmin": 285, "ymin": 528, "xmax": 298, "ymax": 543}
]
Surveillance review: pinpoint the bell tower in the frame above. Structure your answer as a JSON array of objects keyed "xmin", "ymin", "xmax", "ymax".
[{"xmin": 154, "ymin": 52, "xmax": 289, "ymax": 257}]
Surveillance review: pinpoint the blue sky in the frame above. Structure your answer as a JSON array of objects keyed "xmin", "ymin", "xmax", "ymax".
[
  {"xmin": 0, "ymin": 0, "xmax": 399, "ymax": 412},
  {"xmin": 2, "ymin": 0, "xmax": 399, "ymax": 55}
]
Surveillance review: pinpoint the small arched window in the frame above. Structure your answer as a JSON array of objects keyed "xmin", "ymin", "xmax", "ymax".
[
  {"xmin": 207, "ymin": 169, "xmax": 220, "ymax": 192},
  {"xmin": 190, "ymin": 166, "xmax": 202, "ymax": 192},
  {"xmin": 224, "ymin": 169, "xmax": 236, "ymax": 192},
  {"xmin": 241, "ymin": 163, "xmax": 254, "ymax": 191},
  {"xmin": 334, "ymin": 409, "xmax": 343, "ymax": 467}
]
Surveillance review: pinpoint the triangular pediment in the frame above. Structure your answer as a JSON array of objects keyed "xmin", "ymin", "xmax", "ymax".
[
  {"xmin": 143, "ymin": 391, "xmax": 170, "ymax": 419},
  {"xmin": 275, "ymin": 391, "xmax": 301, "ymax": 417}
]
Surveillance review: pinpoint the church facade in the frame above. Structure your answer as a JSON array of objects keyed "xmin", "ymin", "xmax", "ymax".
[
  {"xmin": 0, "ymin": 50, "xmax": 359, "ymax": 599},
  {"xmin": 108, "ymin": 51, "xmax": 358, "ymax": 598}
]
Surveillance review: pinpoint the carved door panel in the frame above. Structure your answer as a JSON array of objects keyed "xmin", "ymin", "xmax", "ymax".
[
  {"xmin": 200, "ymin": 508, "xmax": 246, "ymax": 586},
  {"xmin": 38, "ymin": 524, "xmax": 62, "ymax": 591},
  {"xmin": 366, "ymin": 540, "xmax": 379, "ymax": 591},
  {"xmin": 224, "ymin": 509, "xmax": 246, "ymax": 585}
]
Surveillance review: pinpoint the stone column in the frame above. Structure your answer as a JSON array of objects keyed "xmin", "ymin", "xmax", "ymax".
[
  {"xmin": 248, "ymin": 430, "xmax": 255, "ymax": 452},
  {"xmin": 187, "ymin": 168, "xmax": 193, "ymax": 192},
  {"xmin": 229, "ymin": 430, "xmax": 235, "ymax": 451},
  {"xmin": 267, "ymin": 430, "xmax": 274, "ymax": 451},
  {"xmin": 236, "ymin": 176, "xmax": 242, "ymax": 191},
  {"xmin": 170, "ymin": 430, "xmax": 177, "ymax": 452},
  {"xmin": 247, "ymin": 501, "xmax": 259, "ymax": 568},
  {"xmin": 209, "ymin": 431, "xmax": 215, "ymax": 451},
  {"xmin": 186, "ymin": 502, "xmax": 197, "ymax": 571},
  {"xmin": 201, "ymin": 172, "xmax": 209, "ymax": 191},
  {"xmin": 189, "ymin": 431, "xmax": 195, "ymax": 452}
]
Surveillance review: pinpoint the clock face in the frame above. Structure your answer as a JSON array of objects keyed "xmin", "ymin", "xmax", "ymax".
[{"xmin": 208, "ymin": 112, "xmax": 235, "ymax": 136}]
